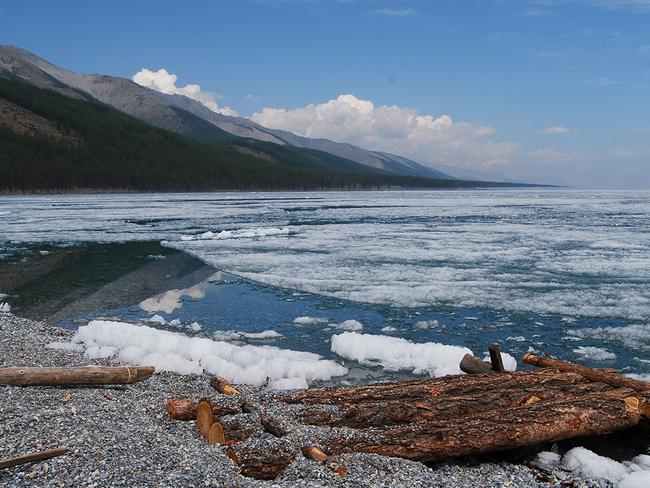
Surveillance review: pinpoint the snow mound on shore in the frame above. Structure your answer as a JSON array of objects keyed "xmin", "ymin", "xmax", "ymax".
[
  {"xmin": 71, "ymin": 320, "xmax": 347, "ymax": 389},
  {"xmin": 330, "ymin": 332, "xmax": 473, "ymax": 377},
  {"xmin": 562, "ymin": 447, "xmax": 650, "ymax": 488}
]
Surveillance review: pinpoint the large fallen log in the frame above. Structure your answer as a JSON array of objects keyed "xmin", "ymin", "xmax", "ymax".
[
  {"xmin": 313, "ymin": 391, "xmax": 642, "ymax": 463},
  {"xmin": 523, "ymin": 353, "xmax": 650, "ymax": 393},
  {"xmin": 284, "ymin": 370, "xmax": 614, "ymax": 428},
  {"xmin": 0, "ymin": 366, "xmax": 154, "ymax": 386}
]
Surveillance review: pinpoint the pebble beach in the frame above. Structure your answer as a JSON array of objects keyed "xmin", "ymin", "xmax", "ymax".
[{"xmin": 0, "ymin": 312, "xmax": 608, "ymax": 487}]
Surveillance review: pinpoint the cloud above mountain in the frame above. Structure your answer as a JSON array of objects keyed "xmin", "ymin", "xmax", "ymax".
[
  {"xmin": 251, "ymin": 94, "xmax": 520, "ymax": 170},
  {"xmin": 133, "ymin": 68, "xmax": 237, "ymax": 116}
]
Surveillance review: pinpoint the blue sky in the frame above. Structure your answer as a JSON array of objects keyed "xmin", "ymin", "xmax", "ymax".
[{"xmin": 1, "ymin": 0, "xmax": 649, "ymax": 186}]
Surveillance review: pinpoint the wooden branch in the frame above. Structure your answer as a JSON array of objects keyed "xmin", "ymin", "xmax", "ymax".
[
  {"xmin": 0, "ymin": 366, "xmax": 154, "ymax": 386},
  {"xmin": 0, "ymin": 446, "xmax": 69, "ymax": 469},
  {"xmin": 459, "ymin": 354, "xmax": 493, "ymax": 374},
  {"xmin": 523, "ymin": 353, "xmax": 650, "ymax": 392},
  {"xmin": 211, "ymin": 376, "xmax": 240, "ymax": 395},
  {"xmin": 488, "ymin": 344, "xmax": 505, "ymax": 372},
  {"xmin": 166, "ymin": 397, "xmax": 239, "ymax": 421}
]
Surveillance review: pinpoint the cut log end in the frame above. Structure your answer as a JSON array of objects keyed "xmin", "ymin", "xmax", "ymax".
[
  {"xmin": 459, "ymin": 354, "xmax": 493, "ymax": 375},
  {"xmin": 208, "ymin": 422, "xmax": 226, "ymax": 446},
  {"xmin": 211, "ymin": 375, "xmax": 240, "ymax": 395},
  {"xmin": 196, "ymin": 401, "xmax": 214, "ymax": 440}
]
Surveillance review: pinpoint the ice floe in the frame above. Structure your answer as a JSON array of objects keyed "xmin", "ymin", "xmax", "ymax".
[
  {"xmin": 573, "ymin": 346, "xmax": 617, "ymax": 361},
  {"xmin": 181, "ymin": 227, "xmax": 292, "ymax": 241},
  {"xmin": 293, "ymin": 316, "xmax": 328, "ymax": 325},
  {"xmin": 562, "ymin": 447, "xmax": 650, "ymax": 488},
  {"xmin": 0, "ymin": 302, "xmax": 10, "ymax": 313}
]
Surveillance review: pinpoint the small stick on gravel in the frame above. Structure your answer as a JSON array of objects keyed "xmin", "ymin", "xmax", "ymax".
[
  {"xmin": 0, "ymin": 446, "xmax": 69, "ymax": 469},
  {"xmin": 211, "ymin": 376, "xmax": 240, "ymax": 395}
]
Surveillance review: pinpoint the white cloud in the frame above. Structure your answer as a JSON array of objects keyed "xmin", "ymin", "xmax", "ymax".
[
  {"xmin": 373, "ymin": 8, "xmax": 415, "ymax": 16},
  {"xmin": 528, "ymin": 146, "xmax": 575, "ymax": 163},
  {"xmin": 543, "ymin": 126, "xmax": 571, "ymax": 134},
  {"xmin": 251, "ymin": 94, "xmax": 520, "ymax": 170},
  {"xmin": 133, "ymin": 68, "xmax": 237, "ymax": 116}
]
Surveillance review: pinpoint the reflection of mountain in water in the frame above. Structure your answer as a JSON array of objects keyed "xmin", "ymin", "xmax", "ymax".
[
  {"xmin": 139, "ymin": 272, "xmax": 222, "ymax": 314},
  {"xmin": 0, "ymin": 242, "xmax": 214, "ymax": 323}
]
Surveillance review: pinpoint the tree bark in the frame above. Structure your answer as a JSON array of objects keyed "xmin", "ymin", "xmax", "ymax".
[
  {"xmin": 166, "ymin": 397, "xmax": 239, "ymax": 421},
  {"xmin": 0, "ymin": 366, "xmax": 154, "ymax": 386},
  {"xmin": 323, "ymin": 390, "xmax": 641, "ymax": 462},
  {"xmin": 523, "ymin": 353, "xmax": 650, "ymax": 392},
  {"xmin": 227, "ymin": 441, "xmax": 295, "ymax": 480},
  {"xmin": 284, "ymin": 370, "xmax": 615, "ymax": 428}
]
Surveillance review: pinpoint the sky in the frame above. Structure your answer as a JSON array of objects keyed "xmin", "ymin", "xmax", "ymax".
[{"xmin": 1, "ymin": 0, "xmax": 649, "ymax": 187}]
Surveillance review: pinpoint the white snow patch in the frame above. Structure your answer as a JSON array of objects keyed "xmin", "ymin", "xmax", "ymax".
[
  {"xmin": 331, "ymin": 332, "xmax": 472, "ymax": 377},
  {"xmin": 625, "ymin": 373, "xmax": 650, "ymax": 382},
  {"xmin": 293, "ymin": 316, "xmax": 328, "ymax": 325},
  {"xmin": 0, "ymin": 302, "xmax": 11, "ymax": 313},
  {"xmin": 561, "ymin": 447, "xmax": 650, "ymax": 487},
  {"xmin": 72, "ymin": 320, "xmax": 344, "ymax": 388},
  {"xmin": 573, "ymin": 346, "xmax": 617, "ymax": 361},
  {"xmin": 38, "ymin": 250, "xmax": 50, "ymax": 256}
]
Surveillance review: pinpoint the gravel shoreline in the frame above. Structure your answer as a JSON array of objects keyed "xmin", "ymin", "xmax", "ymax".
[{"xmin": 0, "ymin": 312, "xmax": 603, "ymax": 487}]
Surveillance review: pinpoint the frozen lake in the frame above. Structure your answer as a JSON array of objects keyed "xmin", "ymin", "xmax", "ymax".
[{"xmin": 1, "ymin": 189, "xmax": 648, "ymax": 385}]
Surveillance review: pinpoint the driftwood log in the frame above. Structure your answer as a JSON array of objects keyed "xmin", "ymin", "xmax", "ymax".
[
  {"xmin": 459, "ymin": 354, "xmax": 493, "ymax": 374},
  {"xmin": 0, "ymin": 366, "xmax": 154, "ymax": 386},
  {"xmin": 173, "ymin": 353, "xmax": 650, "ymax": 480},
  {"xmin": 523, "ymin": 353, "xmax": 650, "ymax": 392},
  {"xmin": 283, "ymin": 370, "xmax": 615, "ymax": 428}
]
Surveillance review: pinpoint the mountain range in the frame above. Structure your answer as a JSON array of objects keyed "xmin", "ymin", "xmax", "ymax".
[{"xmin": 0, "ymin": 45, "xmax": 536, "ymax": 192}]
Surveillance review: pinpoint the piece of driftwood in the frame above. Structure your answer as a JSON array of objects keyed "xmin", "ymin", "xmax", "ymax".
[
  {"xmin": 0, "ymin": 446, "xmax": 69, "ymax": 469},
  {"xmin": 459, "ymin": 354, "xmax": 493, "ymax": 374},
  {"xmin": 523, "ymin": 353, "xmax": 650, "ymax": 393},
  {"xmin": 196, "ymin": 401, "xmax": 214, "ymax": 440},
  {"xmin": 166, "ymin": 397, "xmax": 239, "ymax": 420},
  {"xmin": 260, "ymin": 413, "xmax": 289, "ymax": 437},
  {"xmin": 227, "ymin": 442, "xmax": 295, "ymax": 480},
  {"xmin": 284, "ymin": 370, "xmax": 613, "ymax": 427},
  {"xmin": 313, "ymin": 391, "xmax": 642, "ymax": 463},
  {"xmin": 488, "ymin": 344, "xmax": 505, "ymax": 372},
  {"xmin": 0, "ymin": 366, "xmax": 154, "ymax": 386},
  {"xmin": 211, "ymin": 375, "xmax": 240, "ymax": 395},
  {"xmin": 302, "ymin": 446, "xmax": 328, "ymax": 462}
]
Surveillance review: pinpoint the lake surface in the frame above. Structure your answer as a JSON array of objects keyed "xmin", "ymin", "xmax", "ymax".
[{"xmin": 1, "ymin": 189, "xmax": 648, "ymax": 382}]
